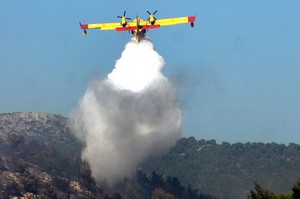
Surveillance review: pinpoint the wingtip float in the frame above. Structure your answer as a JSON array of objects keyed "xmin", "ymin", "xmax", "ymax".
[{"xmin": 80, "ymin": 10, "xmax": 196, "ymax": 43}]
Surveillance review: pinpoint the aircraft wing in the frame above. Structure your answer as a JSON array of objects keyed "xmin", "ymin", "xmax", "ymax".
[
  {"xmin": 80, "ymin": 22, "xmax": 122, "ymax": 31},
  {"xmin": 80, "ymin": 15, "xmax": 196, "ymax": 38},
  {"xmin": 155, "ymin": 16, "xmax": 196, "ymax": 27}
]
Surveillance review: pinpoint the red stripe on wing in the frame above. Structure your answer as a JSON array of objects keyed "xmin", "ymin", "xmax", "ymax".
[
  {"xmin": 142, "ymin": 25, "xmax": 160, "ymax": 30},
  {"xmin": 116, "ymin": 26, "xmax": 137, "ymax": 31}
]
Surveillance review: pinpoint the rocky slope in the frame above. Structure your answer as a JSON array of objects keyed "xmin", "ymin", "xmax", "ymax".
[
  {"xmin": 0, "ymin": 112, "xmax": 80, "ymax": 154},
  {"xmin": 0, "ymin": 112, "xmax": 112, "ymax": 199}
]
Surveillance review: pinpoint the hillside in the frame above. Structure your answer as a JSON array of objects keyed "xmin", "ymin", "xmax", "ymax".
[
  {"xmin": 0, "ymin": 112, "xmax": 215, "ymax": 199},
  {"xmin": 2, "ymin": 112, "xmax": 300, "ymax": 199},
  {"xmin": 142, "ymin": 137, "xmax": 300, "ymax": 199},
  {"xmin": 0, "ymin": 112, "xmax": 112, "ymax": 198},
  {"xmin": 0, "ymin": 112, "xmax": 80, "ymax": 154}
]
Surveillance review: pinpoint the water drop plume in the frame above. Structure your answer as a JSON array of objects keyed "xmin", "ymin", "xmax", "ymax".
[{"xmin": 71, "ymin": 38, "xmax": 182, "ymax": 185}]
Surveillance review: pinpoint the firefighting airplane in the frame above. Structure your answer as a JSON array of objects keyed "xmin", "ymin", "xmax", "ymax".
[{"xmin": 80, "ymin": 10, "xmax": 196, "ymax": 42}]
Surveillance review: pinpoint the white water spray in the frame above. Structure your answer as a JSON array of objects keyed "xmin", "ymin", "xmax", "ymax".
[{"xmin": 72, "ymin": 38, "xmax": 182, "ymax": 185}]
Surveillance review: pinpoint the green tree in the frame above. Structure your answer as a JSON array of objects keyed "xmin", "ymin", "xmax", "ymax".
[
  {"xmin": 247, "ymin": 182, "xmax": 277, "ymax": 199},
  {"xmin": 151, "ymin": 188, "xmax": 176, "ymax": 199},
  {"xmin": 247, "ymin": 182, "xmax": 293, "ymax": 199},
  {"xmin": 79, "ymin": 160, "xmax": 96, "ymax": 197},
  {"xmin": 164, "ymin": 176, "xmax": 184, "ymax": 198},
  {"xmin": 124, "ymin": 185, "xmax": 141, "ymax": 199},
  {"xmin": 292, "ymin": 180, "xmax": 300, "ymax": 199}
]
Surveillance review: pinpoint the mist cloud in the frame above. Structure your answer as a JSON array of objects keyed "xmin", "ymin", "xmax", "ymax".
[{"xmin": 71, "ymin": 38, "xmax": 182, "ymax": 185}]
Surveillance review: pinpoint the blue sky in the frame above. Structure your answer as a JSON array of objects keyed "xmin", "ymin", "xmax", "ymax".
[{"xmin": 1, "ymin": 0, "xmax": 299, "ymax": 144}]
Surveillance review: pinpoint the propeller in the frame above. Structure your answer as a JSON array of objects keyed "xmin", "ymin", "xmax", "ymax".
[
  {"xmin": 146, "ymin": 10, "xmax": 157, "ymax": 21},
  {"xmin": 117, "ymin": 10, "xmax": 131, "ymax": 20}
]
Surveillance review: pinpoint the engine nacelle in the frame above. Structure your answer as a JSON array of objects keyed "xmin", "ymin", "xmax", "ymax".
[
  {"xmin": 147, "ymin": 10, "xmax": 157, "ymax": 25},
  {"xmin": 150, "ymin": 15, "xmax": 156, "ymax": 25},
  {"xmin": 121, "ymin": 17, "xmax": 127, "ymax": 27},
  {"xmin": 117, "ymin": 11, "xmax": 131, "ymax": 28}
]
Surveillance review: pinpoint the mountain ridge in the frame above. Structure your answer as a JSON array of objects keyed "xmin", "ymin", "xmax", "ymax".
[
  {"xmin": 142, "ymin": 137, "xmax": 300, "ymax": 199},
  {"xmin": 1, "ymin": 112, "xmax": 300, "ymax": 199}
]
